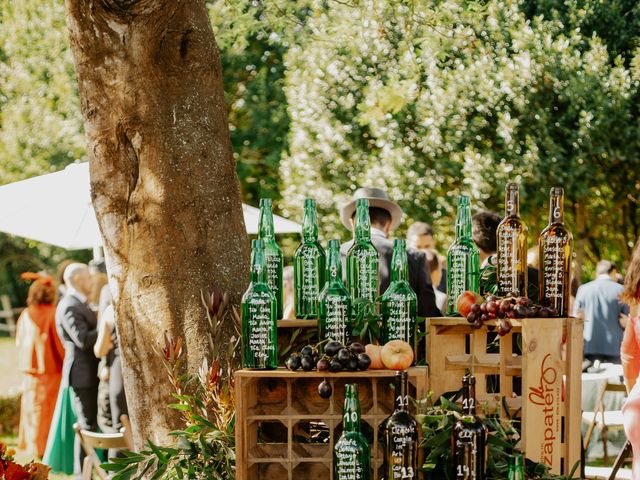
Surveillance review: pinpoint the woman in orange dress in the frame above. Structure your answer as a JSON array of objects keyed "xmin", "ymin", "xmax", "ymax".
[
  {"xmin": 16, "ymin": 273, "xmax": 64, "ymax": 458},
  {"xmin": 621, "ymin": 240, "xmax": 640, "ymax": 479}
]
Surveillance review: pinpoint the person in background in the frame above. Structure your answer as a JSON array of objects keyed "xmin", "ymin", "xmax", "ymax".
[
  {"xmin": 619, "ymin": 240, "xmax": 640, "ymax": 479},
  {"xmin": 471, "ymin": 210, "xmax": 539, "ymax": 299},
  {"xmin": 55, "ymin": 263, "xmax": 100, "ymax": 479},
  {"xmin": 574, "ymin": 260, "xmax": 629, "ymax": 364},
  {"xmin": 94, "ymin": 304, "xmax": 128, "ymax": 458},
  {"xmin": 340, "ymin": 187, "xmax": 441, "ymax": 318},
  {"xmin": 471, "ymin": 210, "xmax": 502, "ymax": 268},
  {"xmin": 88, "ymin": 259, "xmax": 108, "ymax": 315},
  {"xmin": 407, "ymin": 222, "xmax": 447, "ymax": 293},
  {"xmin": 55, "ymin": 260, "xmax": 75, "ymax": 300},
  {"xmin": 16, "ymin": 272, "xmax": 64, "ymax": 458},
  {"xmin": 425, "ymin": 249, "xmax": 447, "ymax": 313}
]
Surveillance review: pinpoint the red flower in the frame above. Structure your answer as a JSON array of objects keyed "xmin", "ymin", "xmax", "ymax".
[{"xmin": 4, "ymin": 461, "xmax": 30, "ymax": 480}]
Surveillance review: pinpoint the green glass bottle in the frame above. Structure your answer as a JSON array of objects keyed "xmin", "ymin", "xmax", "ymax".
[
  {"xmin": 381, "ymin": 239, "xmax": 417, "ymax": 348},
  {"xmin": 241, "ymin": 239, "xmax": 277, "ymax": 369},
  {"xmin": 381, "ymin": 371, "xmax": 418, "ymax": 480},
  {"xmin": 507, "ymin": 454, "xmax": 524, "ymax": 480},
  {"xmin": 258, "ymin": 198, "xmax": 284, "ymax": 319},
  {"xmin": 347, "ymin": 198, "xmax": 379, "ymax": 319},
  {"xmin": 334, "ymin": 384, "xmax": 371, "ymax": 480},
  {"xmin": 447, "ymin": 195, "xmax": 480, "ymax": 315},
  {"xmin": 318, "ymin": 239, "xmax": 352, "ymax": 345},
  {"xmin": 294, "ymin": 198, "xmax": 326, "ymax": 318}
]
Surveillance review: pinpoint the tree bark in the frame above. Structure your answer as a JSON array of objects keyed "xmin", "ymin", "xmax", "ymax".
[{"xmin": 64, "ymin": 0, "xmax": 249, "ymax": 447}]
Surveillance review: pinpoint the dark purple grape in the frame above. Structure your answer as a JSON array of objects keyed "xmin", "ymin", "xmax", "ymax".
[
  {"xmin": 467, "ymin": 312, "xmax": 478, "ymax": 324},
  {"xmin": 357, "ymin": 353, "xmax": 371, "ymax": 370},
  {"xmin": 317, "ymin": 357, "xmax": 330, "ymax": 371},
  {"xmin": 480, "ymin": 314, "xmax": 489, "ymax": 323},
  {"xmin": 498, "ymin": 319, "xmax": 513, "ymax": 336},
  {"xmin": 515, "ymin": 306, "xmax": 527, "ymax": 318},
  {"xmin": 471, "ymin": 319, "xmax": 483, "ymax": 329},
  {"xmin": 301, "ymin": 345, "xmax": 313, "ymax": 357},
  {"xmin": 286, "ymin": 355, "xmax": 301, "ymax": 371},
  {"xmin": 517, "ymin": 297, "xmax": 528, "ymax": 306},
  {"xmin": 480, "ymin": 303, "xmax": 488, "ymax": 314},
  {"xmin": 538, "ymin": 308, "xmax": 549, "ymax": 318},
  {"xmin": 318, "ymin": 380, "xmax": 332, "ymax": 398},
  {"xmin": 507, "ymin": 310, "xmax": 517, "ymax": 319},
  {"xmin": 486, "ymin": 301, "xmax": 498, "ymax": 315},
  {"xmin": 337, "ymin": 348, "xmax": 351, "ymax": 365},
  {"xmin": 548, "ymin": 308, "xmax": 559, "ymax": 317},
  {"xmin": 497, "ymin": 309, "xmax": 506, "ymax": 319},
  {"xmin": 329, "ymin": 360, "xmax": 342, "ymax": 372},
  {"xmin": 470, "ymin": 303, "xmax": 481, "ymax": 314},
  {"xmin": 325, "ymin": 341, "xmax": 343, "ymax": 357},
  {"xmin": 349, "ymin": 342, "xmax": 365, "ymax": 354},
  {"xmin": 301, "ymin": 355, "xmax": 315, "ymax": 371},
  {"xmin": 346, "ymin": 357, "xmax": 359, "ymax": 371},
  {"xmin": 486, "ymin": 295, "xmax": 497, "ymax": 303}
]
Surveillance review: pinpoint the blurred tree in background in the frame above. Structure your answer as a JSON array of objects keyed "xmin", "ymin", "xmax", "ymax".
[
  {"xmin": 281, "ymin": 0, "xmax": 640, "ymax": 281},
  {"xmin": 0, "ymin": 0, "xmax": 639, "ymax": 307}
]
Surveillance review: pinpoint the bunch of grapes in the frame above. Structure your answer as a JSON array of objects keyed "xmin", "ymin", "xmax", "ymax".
[
  {"xmin": 285, "ymin": 342, "xmax": 372, "ymax": 399},
  {"xmin": 466, "ymin": 295, "xmax": 558, "ymax": 336}
]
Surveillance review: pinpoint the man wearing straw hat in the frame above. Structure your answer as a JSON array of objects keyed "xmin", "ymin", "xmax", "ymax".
[{"xmin": 339, "ymin": 187, "xmax": 442, "ymax": 318}]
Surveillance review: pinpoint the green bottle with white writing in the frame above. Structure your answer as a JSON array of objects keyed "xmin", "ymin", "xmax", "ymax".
[
  {"xmin": 258, "ymin": 198, "xmax": 284, "ymax": 319},
  {"xmin": 241, "ymin": 239, "xmax": 277, "ymax": 369},
  {"xmin": 334, "ymin": 384, "xmax": 371, "ymax": 480},
  {"xmin": 381, "ymin": 239, "xmax": 417, "ymax": 349},
  {"xmin": 318, "ymin": 239, "xmax": 351, "ymax": 345},
  {"xmin": 294, "ymin": 199, "xmax": 326, "ymax": 318},
  {"xmin": 347, "ymin": 198, "xmax": 379, "ymax": 319}
]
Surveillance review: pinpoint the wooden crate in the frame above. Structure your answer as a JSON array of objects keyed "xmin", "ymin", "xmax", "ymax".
[
  {"xmin": 235, "ymin": 367, "xmax": 428, "ymax": 480},
  {"xmin": 426, "ymin": 317, "xmax": 583, "ymax": 475}
]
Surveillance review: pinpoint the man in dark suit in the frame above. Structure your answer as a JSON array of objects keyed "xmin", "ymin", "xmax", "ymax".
[
  {"xmin": 339, "ymin": 187, "xmax": 442, "ymax": 318},
  {"xmin": 56, "ymin": 263, "xmax": 100, "ymax": 479}
]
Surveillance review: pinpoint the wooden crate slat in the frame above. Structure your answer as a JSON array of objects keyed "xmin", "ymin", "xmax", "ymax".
[
  {"xmin": 235, "ymin": 366, "xmax": 428, "ymax": 480},
  {"xmin": 426, "ymin": 316, "xmax": 582, "ymax": 476}
]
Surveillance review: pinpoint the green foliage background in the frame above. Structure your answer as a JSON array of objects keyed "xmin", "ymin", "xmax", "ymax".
[{"xmin": 0, "ymin": 0, "xmax": 639, "ymax": 306}]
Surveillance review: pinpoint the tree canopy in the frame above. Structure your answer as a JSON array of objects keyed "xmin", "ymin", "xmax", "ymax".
[{"xmin": 0, "ymin": 0, "xmax": 639, "ymax": 300}]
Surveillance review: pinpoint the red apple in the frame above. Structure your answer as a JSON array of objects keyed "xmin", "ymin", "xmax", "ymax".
[
  {"xmin": 456, "ymin": 290, "xmax": 484, "ymax": 317},
  {"xmin": 381, "ymin": 340, "xmax": 414, "ymax": 370},
  {"xmin": 365, "ymin": 344, "xmax": 384, "ymax": 369}
]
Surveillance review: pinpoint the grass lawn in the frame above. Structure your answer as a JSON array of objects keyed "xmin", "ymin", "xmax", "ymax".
[{"xmin": 0, "ymin": 336, "xmax": 21, "ymax": 397}]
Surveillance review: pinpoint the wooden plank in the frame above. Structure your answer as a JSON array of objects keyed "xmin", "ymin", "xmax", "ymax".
[
  {"xmin": 428, "ymin": 321, "xmax": 466, "ymax": 400},
  {"xmin": 235, "ymin": 367, "xmax": 428, "ymax": 378},
  {"xmin": 564, "ymin": 317, "xmax": 584, "ymax": 475},
  {"xmin": 277, "ymin": 319, "xmax": 318, "ymax": 328},
  {"xmin": 521, "ymin": 318, "xmax": 565, "ymax": 474}
]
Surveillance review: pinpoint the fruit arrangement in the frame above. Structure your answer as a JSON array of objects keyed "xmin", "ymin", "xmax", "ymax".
[
  {"xmin": 284, "ymin": 340, "xmax": 415, "ymax": 399},
  {"xmin": 456, "ymin": 290, "xmax": 558, "ymax": 335},
  {"xmin": 285, "ymin": 341, "xmax": 372, "ymax": 374}
]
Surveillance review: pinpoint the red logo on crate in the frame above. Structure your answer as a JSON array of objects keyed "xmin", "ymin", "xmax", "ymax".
[{"xmin": 528, "ymin": 353, "xmax": 559, "ymax": 466}]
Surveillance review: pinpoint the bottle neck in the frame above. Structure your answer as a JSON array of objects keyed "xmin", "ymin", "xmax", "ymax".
[
  {"xmin": 505, "ymin": 187, "xmax": 520, "ymax": 217},
  {"xmin": 462, "ymin": 379, "xmax": 476, "ymax": 416},
  {"xmin": 393, "ymin": 373, "xmax": 409, "ymax": 412},
  {"xmin": 354, "ymin": 200, "xmax": 371, "ymax": 242},
  {"xmin": 250, "ymin": 245, "xmax": 268, "ymax": 284},
  {"xmin": 302, "ymin": 203, "xmax": 318, "ymax": 243},
  {"xmin": 391, "ymin": 240, "xmax": 409, "ymax": 283},
  {"xmin": 343, "ymin": 386, "xmax": 361, "ymax": 432},
  {"xmin": 549, "ymin": 192, "xmax": 564, "ymax": 225},
  {"xmin": 455, "ymin": 201, "xmax": 472, "ymax": 239},
  {"xmin": 326, "ymin": 242, "xmax": 343, "ymax": 284},
  {"xmin": 258, "ymin": 200, "xmax": 275, "ymax": 241}
]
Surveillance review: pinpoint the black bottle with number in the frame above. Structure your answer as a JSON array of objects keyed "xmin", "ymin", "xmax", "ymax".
[
  {"xmin": 452, "ymin": 374, "xmax": 487, "ymax": 480},
  {"xmin": 381, "ymin": 370, "xmax": 418, "ymax": 479}
]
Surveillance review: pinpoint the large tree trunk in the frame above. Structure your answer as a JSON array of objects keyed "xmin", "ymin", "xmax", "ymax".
[{"xmin": 64, "ymin": 0, "xmax": 249, "ymax": 447}]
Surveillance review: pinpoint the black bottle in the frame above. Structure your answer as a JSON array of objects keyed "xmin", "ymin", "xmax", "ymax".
[
  {"xmin": 452, "ymin": 374, "xmax": 488, "ymax": 480},
  {"xmin": 381, "ymin": 371, "xmax": 418, "ymax": 479}
]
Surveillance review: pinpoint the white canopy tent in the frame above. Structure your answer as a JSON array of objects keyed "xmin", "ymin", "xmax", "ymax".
[{"xmin": 0, "ymin": 162, "xmax": 299, "ymax": 251}]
